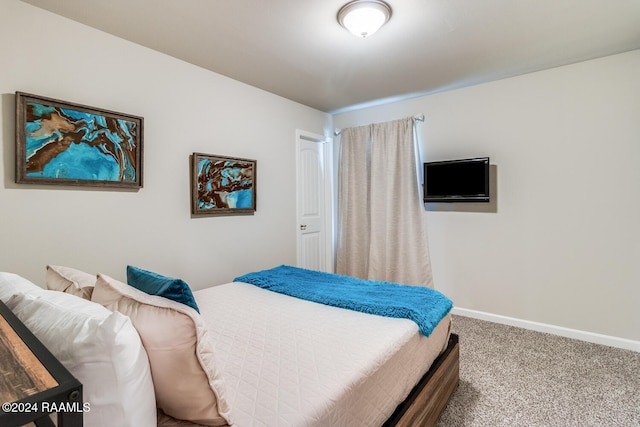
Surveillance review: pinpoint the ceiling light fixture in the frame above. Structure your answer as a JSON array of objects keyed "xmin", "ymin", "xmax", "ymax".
[{"xmin": 338, "ymin": 0, "xmax": 392, "ymax": 38}]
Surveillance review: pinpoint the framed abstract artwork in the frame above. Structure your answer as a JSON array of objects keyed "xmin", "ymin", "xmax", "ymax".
[
  {"xmin": 191, "ymin": 153, "xmax": 256, "ymax": 216},
  {"xmin": 15, "ymin": 92, "xmax": 143, "ymax": 189}
]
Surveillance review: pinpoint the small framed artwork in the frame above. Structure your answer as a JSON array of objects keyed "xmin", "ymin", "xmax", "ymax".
[
  {"xmin": 191, "ymin": 153, "xmax": 257, "ymax": 216},
  {"xmin": 15, "ymin": 92, "xmax": 143, "ymax": 189}
]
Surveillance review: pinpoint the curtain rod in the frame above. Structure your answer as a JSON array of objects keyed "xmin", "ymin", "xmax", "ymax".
[{"xmin": 333, "ymin": 114, "xmax": 424, "ymax": 136}]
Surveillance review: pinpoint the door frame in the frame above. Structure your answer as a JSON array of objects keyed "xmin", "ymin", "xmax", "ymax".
[{"xmin": 295, "ymin": 129, "xmax": 334, "ymax": 272}]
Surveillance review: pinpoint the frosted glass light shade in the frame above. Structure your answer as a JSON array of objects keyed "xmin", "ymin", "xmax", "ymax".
[{"xmin": 338, "ymin": 0, "xmax": 392, "ymax": 38}]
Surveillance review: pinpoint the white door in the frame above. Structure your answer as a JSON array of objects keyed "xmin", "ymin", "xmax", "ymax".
[{"xmin": 296, "ymin": 130, "xmax": 333, "ymax": 272}]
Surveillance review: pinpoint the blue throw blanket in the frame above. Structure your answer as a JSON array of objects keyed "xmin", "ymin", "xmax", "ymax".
[{"xmin": 234, "ymin": 265, "xmax": 453, "ymax": 337}]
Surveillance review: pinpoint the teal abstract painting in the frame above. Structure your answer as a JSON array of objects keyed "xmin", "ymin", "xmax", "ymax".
[
  {"xmin": 16, "ymin": 92, "xmax": 143, "ymax": 188},
  {"xmin": 191, "ymin": 153, "xmax": 256, "ymax": 216}
]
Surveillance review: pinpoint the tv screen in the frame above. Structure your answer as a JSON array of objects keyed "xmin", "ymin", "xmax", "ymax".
[{"xmin": 424, "ymin": 157, "xmax": 490, "ymax": 202}]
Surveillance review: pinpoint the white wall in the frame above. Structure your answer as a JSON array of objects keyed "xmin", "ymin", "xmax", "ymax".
[
  {"xmin": 0, "ymin": 0, "xmax": 330, "ymax": 288},
  {"xmin": 333, "ymin": 50, "xmax": 640, "ymax": 342}
]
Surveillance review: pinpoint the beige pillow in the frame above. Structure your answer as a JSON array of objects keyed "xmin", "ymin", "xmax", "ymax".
[
  {"xmin": 92, "ymin": 274, "xmax": 232, "ymax": 426},
  {"xmin": 46, "ymin": 265, "xmax": 95, "ymax": 299}
]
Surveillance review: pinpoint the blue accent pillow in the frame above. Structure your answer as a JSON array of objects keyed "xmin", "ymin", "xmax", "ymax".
[{"xmin": 126, "ymin": 265, "xmax": 200, "ymax": 313}]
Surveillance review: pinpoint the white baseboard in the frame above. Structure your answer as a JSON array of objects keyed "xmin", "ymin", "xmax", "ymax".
[{"xmin": 451, "ymin": 307, "xmax": 640, "ymax": 353}]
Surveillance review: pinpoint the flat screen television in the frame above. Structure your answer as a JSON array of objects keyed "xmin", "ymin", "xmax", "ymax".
[{"xmin": 424, "ymin": 157, "xmax": 490, "ymax": 202}]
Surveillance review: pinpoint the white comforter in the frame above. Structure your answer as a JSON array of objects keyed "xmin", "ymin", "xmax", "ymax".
[{"xmin": 194, "ymin": 282, "xmax": 451, "ymax": 427}]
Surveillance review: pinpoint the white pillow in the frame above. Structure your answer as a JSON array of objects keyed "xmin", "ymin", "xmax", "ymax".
[
  {"xmin": 5, "ymin": 290, "xmax": 157, "ymax": 427},
  {"xmin": 0, "ymin": 272, "xmax": 44, "ymax": 303},
  {"xmin": 46, "ymin": 265, "xmax": 95, "ymax": 299},
  {"xmin": 92, "ymin": 273, "xmax": 232, "ymax": 426}
]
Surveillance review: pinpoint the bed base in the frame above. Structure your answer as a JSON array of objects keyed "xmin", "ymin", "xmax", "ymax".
[{"xmin": 383, "ymin": 333, "xmax": 459, "ymax": 427}]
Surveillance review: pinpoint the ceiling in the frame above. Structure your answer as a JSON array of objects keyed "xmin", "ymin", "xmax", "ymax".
[{"xmin": 23, "ymin": 0, "xmax": 640, "ymax": 113}]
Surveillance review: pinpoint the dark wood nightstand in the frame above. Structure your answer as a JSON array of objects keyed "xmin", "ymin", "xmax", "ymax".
[{"xmin": 0, "ymin": 300, "xmax": 83, "ymax": 427}]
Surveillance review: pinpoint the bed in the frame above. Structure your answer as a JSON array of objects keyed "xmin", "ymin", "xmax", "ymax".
[{"xmin": 0, "ymin": 266, "xmax": 459, "ymax": 427}]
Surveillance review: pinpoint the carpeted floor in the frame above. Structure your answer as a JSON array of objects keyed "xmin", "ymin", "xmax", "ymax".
[{"xmin": 436, "ymin": 315, "xmax": 640, "ymax": 427}]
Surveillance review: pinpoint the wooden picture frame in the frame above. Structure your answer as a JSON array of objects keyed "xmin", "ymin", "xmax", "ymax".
[
  {"xmin": 15, "ymin": 92, "xmax": 143, "ymax": 189},
  {"xmin": 191, "ymin": 153, "xmax": 256, "ymax": 216}
]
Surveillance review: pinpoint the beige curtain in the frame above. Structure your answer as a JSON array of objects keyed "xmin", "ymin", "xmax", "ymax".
[{"xmin": 336, "ymin": 117, "xmax": 433, "ymax": 287}]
